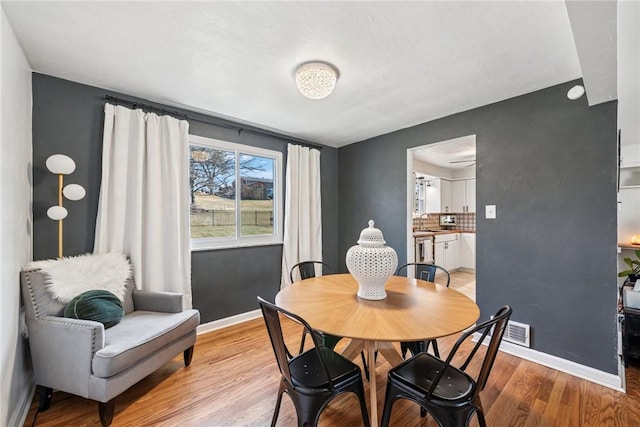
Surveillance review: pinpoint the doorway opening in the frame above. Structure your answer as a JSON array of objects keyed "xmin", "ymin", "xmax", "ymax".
[{"xmin": 406, "ymin": 135, "xmax": 476, "ymax": 300}]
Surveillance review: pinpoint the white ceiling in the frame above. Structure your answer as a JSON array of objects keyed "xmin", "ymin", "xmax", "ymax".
[
  {"xmin": 2, "ymin": 1, "xmax": 616, "ymax": 148},
  {"xmin": 413, "ymin": 135, "xmax": 476, "ymax": 169}
]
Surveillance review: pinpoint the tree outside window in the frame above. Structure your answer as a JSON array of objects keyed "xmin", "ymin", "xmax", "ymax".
[{"xmin": 189, "ymin": 136, "xmax": 282, "ymax": 249}]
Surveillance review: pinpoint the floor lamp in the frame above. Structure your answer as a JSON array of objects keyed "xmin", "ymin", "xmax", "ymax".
[{"xmin": 46, "ymin": 154, "xmax": 86, "ymax": 258}]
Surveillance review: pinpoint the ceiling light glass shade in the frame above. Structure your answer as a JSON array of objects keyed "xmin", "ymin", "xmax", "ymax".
[
  {"xmin": 47, "ymin": 206, "xmax": 68, "ymax": 220},
  {"xmin": 46, "ymin": 154, "xmax": 76, "ymax": 175},
  {"xmin": 63, "ymin": 184, "xmax": 86, "ymax": 201},
  {"xmin": 295, "ymin": 62, "xmax": 339, "ymax": 99}
]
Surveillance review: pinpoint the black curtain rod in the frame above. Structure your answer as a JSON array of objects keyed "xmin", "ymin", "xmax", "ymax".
[{"xmin": 104, "ymin": 95, "xmax": 323, "ymax": 150}]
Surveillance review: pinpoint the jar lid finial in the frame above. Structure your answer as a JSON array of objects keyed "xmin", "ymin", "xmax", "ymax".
[{"xmin": 358, "ymin": 219, "xmax": 386, "ymax": 246}]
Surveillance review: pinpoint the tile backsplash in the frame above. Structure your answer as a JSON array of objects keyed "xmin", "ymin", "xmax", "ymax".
[{"xmin": 413, "ymin": 213, "xmax": 476, "ymax": 232}]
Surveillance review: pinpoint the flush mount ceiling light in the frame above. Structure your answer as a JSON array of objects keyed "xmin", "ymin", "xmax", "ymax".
[
  {"xmin": 295, "ymin": 61, "xmax": 339, "ymax": 100},
  {"xmin": 567, "ymin": 84, "xmax": 585, "ymax": 100}
]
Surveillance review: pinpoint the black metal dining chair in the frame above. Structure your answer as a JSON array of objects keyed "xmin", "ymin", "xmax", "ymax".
[
  {"xmin": 288, "ymin": 261, "xmax": 370, "ymax": 380},
  {"xmin": 289, "ymin": 260, "xmax": 331, "ymax": 284},
  {"xmin": 258, "ymin": 297, "xmax": 370, "ymax": 427},
  {"xmin": 380, "ymin": 305, "xmax": 512, "ymax": 427},
  {"xmin": 396, "ymin": 262, "xmax": 451, "ymax": 359},
  {"xmin": 289, "ymin": 261, "xmax": 338, "ymax": 352},
  {"xmin": 396, "ymin": 262, "xmax": 451, "ymax": 287}
]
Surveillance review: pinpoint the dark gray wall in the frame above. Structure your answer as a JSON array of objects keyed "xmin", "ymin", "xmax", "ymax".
[
  {"xmin": 32, "ymin": 73, "xmax": 619, "ymax": 373},
  {"xmin": 338, "ymin": 80, "xmax": 618, "ymax": 373},
  {"xmin": 32, "ymin": 73, "xmax": 339, "ymax": 324}
]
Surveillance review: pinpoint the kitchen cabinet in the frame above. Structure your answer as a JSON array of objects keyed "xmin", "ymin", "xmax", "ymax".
[
  {"xmin": 414, "ymin": 176, "xmax": 426, "ymax": 214},
  {"xmin": 459, "ymin": 233, "xmax": 476, "ymax": 270},
  {"xmin": 451, "ymin": 179, "xmax": 476, "ymax": 213},
  {"xmin": 440, "ymin": 179, "xmax": 452, "ymax": 213},
  {"xmin": 434, "ymin": 233, "xmax": 459, "ymax": 272},
  {"xmin": 466, "ymin": 179, "xmax": 476, "ymax": 213},
  {"xmin": 423, "ymin": 178, "xmax": 453, "ymax": 213}
]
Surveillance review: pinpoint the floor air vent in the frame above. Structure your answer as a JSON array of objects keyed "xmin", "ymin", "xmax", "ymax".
[{"xmin": 503, "ymin": 320, "xmax": 530, "ymax": 347}]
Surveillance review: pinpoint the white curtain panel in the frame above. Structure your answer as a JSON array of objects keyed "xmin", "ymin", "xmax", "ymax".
[
  {"xmin": 281, "ymin": 144, "xmax": 322, "ymax": 287},
  {"xmin": 94, "ymin": 103, "xmax": 192, "ymax": 308}
]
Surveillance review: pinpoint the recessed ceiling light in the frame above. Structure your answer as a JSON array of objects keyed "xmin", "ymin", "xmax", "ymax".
[
  {"xmin": 294, "ymin": 62, "xmax": 339, "ymax": 100},
  {"xmin": 567, "ymin": 85, "xmax": 585, "ymax": 100}
]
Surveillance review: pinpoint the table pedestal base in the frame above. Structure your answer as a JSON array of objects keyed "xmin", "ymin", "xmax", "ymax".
[{"xmin": 340, "ymin": 339, "xmax": 404, "ymax": 426}]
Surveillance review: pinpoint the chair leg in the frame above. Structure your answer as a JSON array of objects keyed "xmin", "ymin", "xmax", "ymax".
[
  {"xmin": 403, "ymin": 341, "xmax": 424, "ymax": 358},
  {"xmin": 380, "ymin": 380, "xmax": 402, "ymax": 427},
  {"xmin": 475, "ymin": 399, "xmax": 487, "ymax": 427},
  {"xmin": 420, "ymin": 406, "xmax": 428, "ymax": 418},
  {"xmin": 352, "ymin": 377, "xmax": 371, "ymax": 427},
  {"xmin": 429, "ymin": 339, "xmax": 440, "ymax": 358},
  {"xmin": 183, "ymin": 345, "xmax": 194, "ymax": 366},
  {"xmin": 477, "ymin": 408, "xmax": 487, "ymax": 427},
  {"xmin": 271, "ymin": 380, "xmax": 286, "ymax": 427},
  {"xmin": 98, "ymin": 399, "xmax": 115, "ymax": 427},
  {"xmin": 400, "ymin": 342, "xmax": 408, "ymax": 359},
  {"xmin": 38, "ymin": 386, "xmax": 53, "ymax": 411},
  {"xmin": 289, "ymin": 391, "xmax": 329, "ymax": 427},
  {"xmin": 360, "ymin": 351, "xmax": 370, "ymax": 381},
  {"xmin": 427, "ymin": 403, "xmax": 476, "ymax": 427},
  {"xmin": 298, "ymin": 329, "xmax": 307, "ymax": 354}
]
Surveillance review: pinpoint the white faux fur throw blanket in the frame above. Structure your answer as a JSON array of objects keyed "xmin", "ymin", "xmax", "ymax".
[{"xmin": 28, "ymin": 253, "xmax": 132, "ymax": 303}]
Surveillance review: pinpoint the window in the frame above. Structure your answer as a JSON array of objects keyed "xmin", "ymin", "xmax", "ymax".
[{"xmin": 189, "ymin": 135, "xmax": 282, "ymax": 250}]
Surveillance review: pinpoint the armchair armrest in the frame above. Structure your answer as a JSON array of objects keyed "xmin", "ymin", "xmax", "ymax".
[
  {"xmin": 132, "ymin": 290, "xmax": 183, "ymax": 313},
  {"xmin": 27, "ymin": 316, "xmax": 105, "ymax": 398}
]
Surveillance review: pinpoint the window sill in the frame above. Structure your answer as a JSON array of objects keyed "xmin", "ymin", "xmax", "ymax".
[{"xmin": 191, "ymin": 240, "xmax": 283, "ymax": 252}]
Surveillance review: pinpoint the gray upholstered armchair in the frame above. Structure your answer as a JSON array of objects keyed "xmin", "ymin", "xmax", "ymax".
[{"xmin": 20, "ymin": 260, "xmax": 200, "ymax": 426}]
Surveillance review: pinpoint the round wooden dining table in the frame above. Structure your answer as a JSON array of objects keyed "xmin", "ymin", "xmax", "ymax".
[{"xmin": 275, "ymin": 273, "xmax": 480, "ymax": 425}]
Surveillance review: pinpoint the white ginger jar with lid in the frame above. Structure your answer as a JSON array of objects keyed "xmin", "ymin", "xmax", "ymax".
[{"xmin": 346, "ymin": 220, "xmax": 398, "ymax": 300}]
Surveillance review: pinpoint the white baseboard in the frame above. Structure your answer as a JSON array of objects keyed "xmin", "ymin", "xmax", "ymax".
[
  {"xmin": 197, "ymin": 309, "xmax": 262, "ymax": 335},
  {"xmin": 474, "ymin": 333, "xmax": 624, "ymax": 392},
  {"xmin": 10, "ymin": 379, "xmax": 35, "ymax": 427}
]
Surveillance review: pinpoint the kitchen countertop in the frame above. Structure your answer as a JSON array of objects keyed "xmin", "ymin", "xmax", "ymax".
[
  {"xmin": 619, "ymin": 242, "xmax": 640, "ymax": 250},
  {"xmin": 413, "ymin": 229, "xmax": 475, "ymax": 237}
]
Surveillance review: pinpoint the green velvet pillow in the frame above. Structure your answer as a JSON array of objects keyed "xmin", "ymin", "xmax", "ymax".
[{"xmin": 64, "ymin": 290, "xmax": 124, "ymax": 328}]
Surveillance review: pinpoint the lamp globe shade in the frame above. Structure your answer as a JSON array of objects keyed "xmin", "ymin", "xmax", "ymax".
[
  {"xmin": 47, "ymin": 206, "xmax": 68, "ymax": 220},
  {"xmin": 63, "ymin": 184, "xmax": 86, "ymax": 201},
  {"xmin": 46, "ymin": 154, "xmax": 76, "ymax": 175}
]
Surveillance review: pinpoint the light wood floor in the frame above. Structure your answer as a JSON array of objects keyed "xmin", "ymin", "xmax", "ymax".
[
  {"xmin": 24, "ymin": 275, "xmax": 640, "ymax": 427},
  {"xmin": 448, "ymin": 270, "xmax": 476, "ymax": 301}
]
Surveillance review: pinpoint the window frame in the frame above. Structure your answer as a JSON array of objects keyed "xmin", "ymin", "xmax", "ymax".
[{"xmin": 189, "ymin": 134, "xmax": 283, "ymax": 251}]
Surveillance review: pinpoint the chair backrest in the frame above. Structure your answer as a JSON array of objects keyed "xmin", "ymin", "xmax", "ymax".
[
  {"xmin": 396, "ymin": 262, "xmax": 450, "ymax": 287},
  {"xmin": 258, "ymin": 297, "xmax": 334, "ymax": 388},
  {"xmin": 427, "ymin": 305, "xmax": 512, "ymax": 400},
  {"xmin": 20, "ymin": 267, "xmax": 136, "ymax": 320},
  {"xmin": 289, "ymin": 261, "xmax": 331, "ymax": 283}
]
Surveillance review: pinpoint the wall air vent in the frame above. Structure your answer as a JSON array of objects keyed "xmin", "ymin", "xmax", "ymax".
[
  {"xmin": 487, "ymin": 318, "xmax": 531, "ymax": 348},
  {"xmin": 503, "ymin": 320, "xmax": 530, "ymax": 347}
]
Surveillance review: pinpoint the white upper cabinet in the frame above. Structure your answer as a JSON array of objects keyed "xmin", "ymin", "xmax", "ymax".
[
  {"xmin": 466, "ymin": 179, "xmax": 476, "ymax": 213},
  {"xmin": 451, "ymin": 180, "xmax": 465, "ymax": 213},
  {"xmin": 451, "ymin": 179, "xmax": 475, "ymax": 213},
  {"xmin": 424, "ymin": 178, "xmax": 453, "ymax": 213},
  {"xmin": 440, "ymin": 179, "xmax": 452, "ymax": 213}
]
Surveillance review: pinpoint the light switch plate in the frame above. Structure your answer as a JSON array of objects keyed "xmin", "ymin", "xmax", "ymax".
[{"xmin": 486, "ymin": 205, "xmax": 496, "ymax": 219}]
